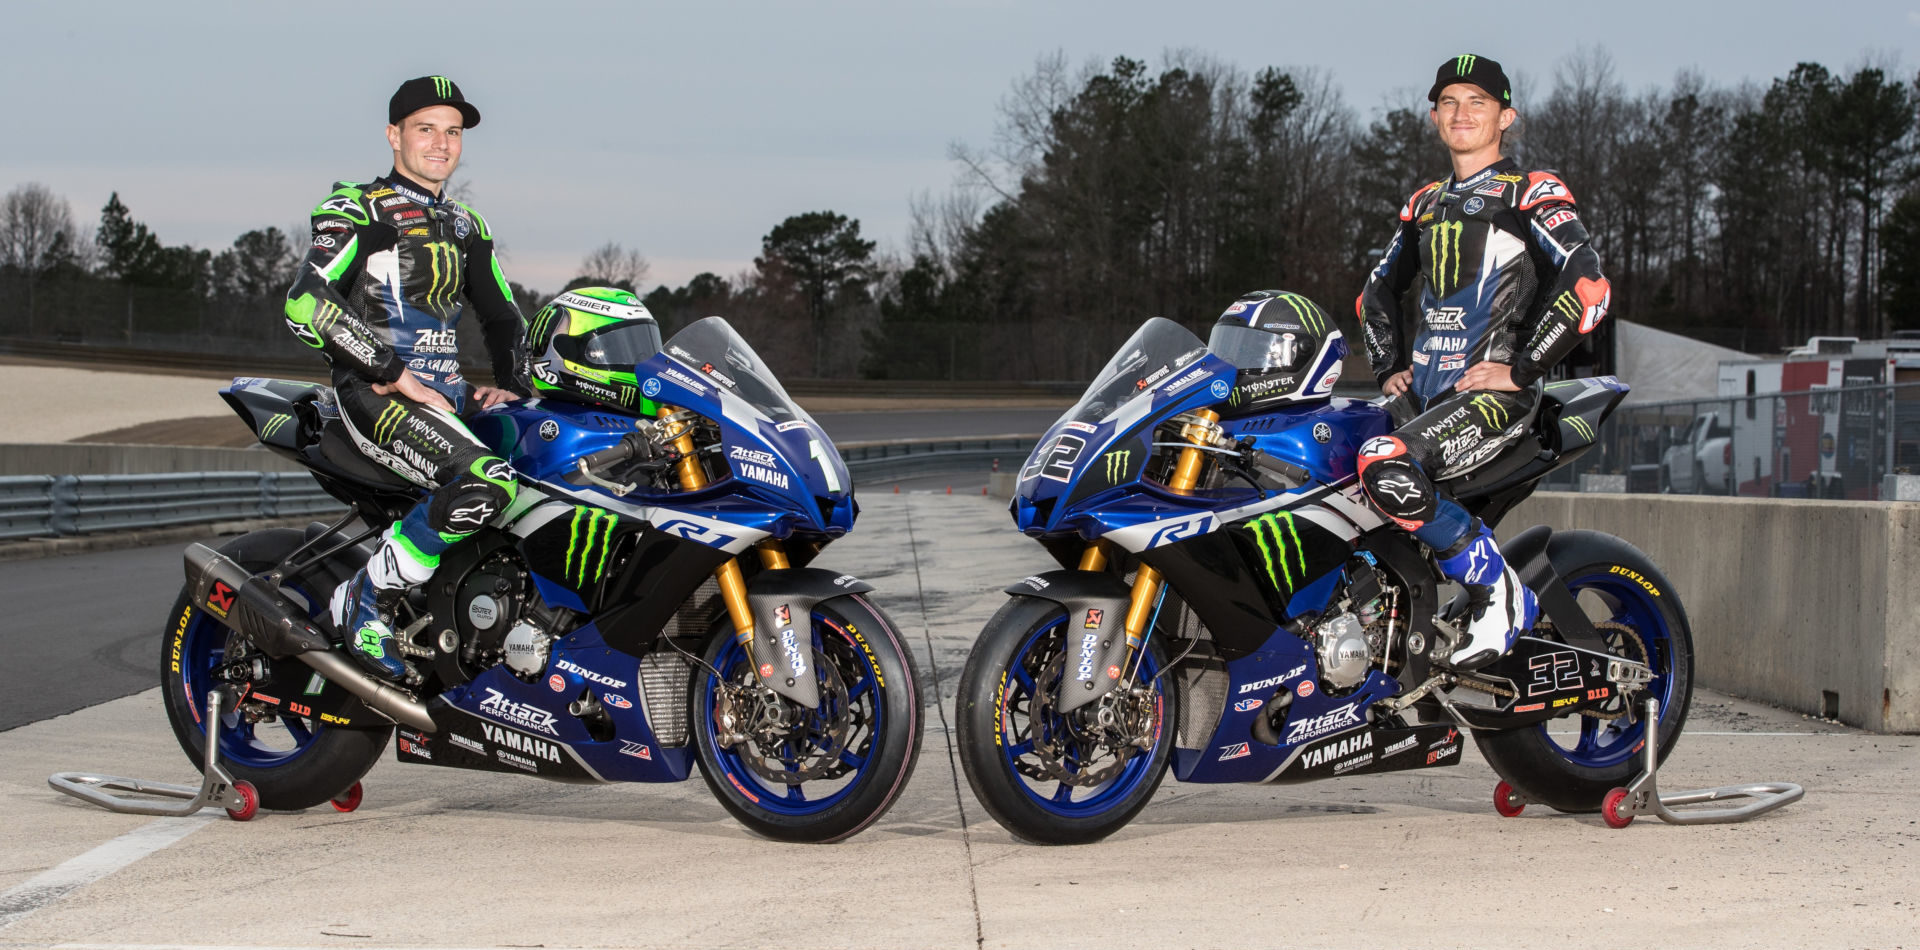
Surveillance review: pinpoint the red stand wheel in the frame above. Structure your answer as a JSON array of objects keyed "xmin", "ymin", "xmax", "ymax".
[
  {"xmin": 330, "ymin": 781, "xmax": 364, "ymax": 813},
  {"xmin": 1493, "ymin": 780, "xmax": 1526, "ymax": 818},
  {"xmin": 1601, "ymin": 787, "xmax": 1634, "ymax": 829},
  {"xmin": 225, "ymin": 781, "xmax": 259, "ymax": 822}
]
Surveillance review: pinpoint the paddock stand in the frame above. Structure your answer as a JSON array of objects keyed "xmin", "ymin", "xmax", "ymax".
[
  {"xmin": 1492, "ymin": 697, "xmax": 1805, "ymax": 828},
  {"xmin": 48, "ymin": 687, "xmax": 363, "ymax": 822}
]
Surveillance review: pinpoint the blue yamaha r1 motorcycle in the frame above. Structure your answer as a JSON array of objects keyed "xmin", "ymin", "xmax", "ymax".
[
  {"xmin": 955, "ymin": 318, "xmax": 1692, "ymax": 844},
  {"xmin": 163, "ymin": 317, "xmax": 920, "ymax": 841}
]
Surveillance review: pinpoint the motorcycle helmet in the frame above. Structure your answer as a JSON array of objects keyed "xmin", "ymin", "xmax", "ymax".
[
  {"xmin": 1208, "ymin": 290, "xmax": 1346, "ymax": 414},
  {"xmin": 526, "ymin": 287, "xmax": 664, "ymax": 413}
]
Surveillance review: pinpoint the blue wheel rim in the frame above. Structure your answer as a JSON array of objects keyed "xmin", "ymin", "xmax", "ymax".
[
  {"xmin": 1536, "ymin": 572, "xmax": 1682, "ymax": 769},
  {"xmin": 700, "ymin": 612, "xmax": 882, "ymax": 816},
  {"xmin": 996, "ymin": 617, "xmax": 1166, "ymax": 818},
  {"xmin": 176, "ymin": 591, "xmax": 326, "ymax": 769}
]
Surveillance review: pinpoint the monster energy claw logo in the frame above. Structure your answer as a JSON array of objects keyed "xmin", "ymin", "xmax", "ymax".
[
  {"xmin": 1428, "ymin": 220, "xmax": 1464, "ymax": 295},
  {"xmin": 260, "ymin": 413, "xmax": 292, "ymax": 440},
  {"xmin": 373, "ymin": 403, "xmax": 408, "ymax": 444},
  {"xmin": 1472, "ymin": 394, "xmax": 1510, "ymax": 428},
  {"xmin": 1246, "ymin": 511, "xmax": 1307, "ymax": 595},
  {"xmin": 1568, "ymin": 416, "xmax": 1595, "ymax": 441},
  {"xmin": 1279, "ymin": 294, "xmax": 1326, "ymax": 334},
  {"xmin": 1552, "ymin": 290, "xmax": 1581, "ymax": 323},
  {"xmin": 1103, "ymin": 449, "xmax": 1131, "ymax": 483},
  {"xmin": 421, "ymin": 241, "xmax": 460, "ymax": 307},
  {"xmin": 431, "ymin": 76, "xmax": 452, "ymax": 98},
  {"xmin": 619, "ymin": 383, "xmax": 636, "ymax": 405},
  {"xmin": 565, "ymin": 506, "xmax": 619, "ymax": 587},
  {"xmin": 1455, "ymin": 54, "xmax": 1477, "ymax": 76}
]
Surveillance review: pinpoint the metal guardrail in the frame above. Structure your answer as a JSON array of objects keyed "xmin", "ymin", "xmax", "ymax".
[{"xmin": 0, "ymin": 472, "xmax": 339, "ymax": 541}]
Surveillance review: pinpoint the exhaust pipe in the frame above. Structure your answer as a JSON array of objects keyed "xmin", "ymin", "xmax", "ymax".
[{"xmin": 183, "ymin": 543, "xmax": 435, "ymax": 732}]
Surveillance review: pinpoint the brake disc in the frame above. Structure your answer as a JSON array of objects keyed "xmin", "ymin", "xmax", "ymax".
[
  {"xmin": 735, "ymin": 647, "xmax": 854, "ymax": 785},
  {"xmin": 1022, "ymin": 651, "xmax": 1144, "ymax": 788}
]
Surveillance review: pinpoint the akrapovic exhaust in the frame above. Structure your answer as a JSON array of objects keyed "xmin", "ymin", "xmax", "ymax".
[{"xmin": 182, "ymin": 543, "xmax": 435, "ymax": 732}]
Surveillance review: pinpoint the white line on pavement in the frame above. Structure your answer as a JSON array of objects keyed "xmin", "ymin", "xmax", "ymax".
[{"xmin": 0, "ymin": 816, "xmax": 214, "ymax": 932}]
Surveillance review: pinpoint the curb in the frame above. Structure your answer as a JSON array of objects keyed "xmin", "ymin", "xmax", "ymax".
[{"xmin": 0, "ymin": 515, "xmax": 340, "ymax": 563}]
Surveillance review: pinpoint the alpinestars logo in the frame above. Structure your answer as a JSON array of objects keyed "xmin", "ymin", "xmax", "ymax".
[
  {"xmin": 1244, "ymin": 512, "xmax": 1307, "ymax": 595},
  {"xmin": 1301, "ymin": 730, "xmax": 1373, "ymax": 768},
  {"xmin": 565, "ymin": 507, "xmax": 619, "ymax": 587},
  {"xmin": 1427, "ymin": 220, "xmax": 1465, "ymax": 296},
  {"xmin": 1103, "ymin": 449, "xmax": 1131, "ymax": 484},
  {"xmin": 1374, "ymin": 472, "xmax": 1423, "ymax": 505},
  {"xmin": 480, "ymin": 723, "xmax": 561, "ymax": 764},
  {"xmin": 478, "ymin": 689, "xmax": 559, "ymax": 736}
]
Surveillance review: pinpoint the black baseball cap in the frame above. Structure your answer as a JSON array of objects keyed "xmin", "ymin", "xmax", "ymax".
[
  {"xmin": 388, "ymin": 75, "xmax": 481, "ymax": 128},
  {"xmin": 1428, "ymin": 54, "xmax": 1511, "ymax": 108}
]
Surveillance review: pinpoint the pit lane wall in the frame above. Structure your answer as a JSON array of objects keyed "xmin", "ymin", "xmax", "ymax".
[{"xmin": 1501, "ymin": 493, "xmax": 1919, "ymax": 733}]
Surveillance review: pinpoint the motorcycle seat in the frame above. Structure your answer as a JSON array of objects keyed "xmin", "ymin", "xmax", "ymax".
[{"xmin": 316, "ymin": 422, "xmax": 422, "ymax": 493}]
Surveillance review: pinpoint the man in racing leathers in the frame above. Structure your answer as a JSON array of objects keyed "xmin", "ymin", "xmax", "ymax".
[
  {"xmin": 283, "ymin": 75, "xmax": 531, "ymax": 682},
  {"xmin": 1354, "ymin": 54, "xmax": 1611, "ymax": 670}
]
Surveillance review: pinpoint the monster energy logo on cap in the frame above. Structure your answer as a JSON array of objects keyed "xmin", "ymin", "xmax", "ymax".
[
  {"xmin": 565, "ymin": 506, "xmax": 619, "ymax": 588},
  {"xmin": 1103, "ymin": 449, "xmax": 1131, "ymax": 484},
  {"xmin": 1246, "ymin": 511, "xmax": 1308, "ymax": 595},
  {"xmin": 1427, "ymin": 220, "xmax": 1464, "ymax": 296},
  {"xmin": 1455, "ymin": 54, "xmax": 1477, "ymax": 76},
  {"xmin": 432, "ymin": 76, "xmax": 452, "ymax": 98}
]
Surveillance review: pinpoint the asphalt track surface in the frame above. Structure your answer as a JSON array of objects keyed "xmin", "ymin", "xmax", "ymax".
[{"xmin": 0, "ymin": 495, "xmax": 1914, "ymax": 948}]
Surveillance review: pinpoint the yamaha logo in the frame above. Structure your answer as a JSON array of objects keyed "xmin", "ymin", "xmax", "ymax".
[
  {"xmin": 539, "ymin": 419, "xmax": 559, "ymax": 441},
  {"xmin": 1312, "ymin": 423, "xmax": 1332, "ymax": 443}
]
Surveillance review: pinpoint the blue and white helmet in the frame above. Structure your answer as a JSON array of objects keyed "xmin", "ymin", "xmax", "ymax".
[{"xmin": 1208, "ymin": 290, "xmax": 1346, "ymax": 414}]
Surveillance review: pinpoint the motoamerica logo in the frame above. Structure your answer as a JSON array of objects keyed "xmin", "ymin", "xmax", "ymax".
[
  {"xmin": 479, "ymin": 722, "xmax": 561, "ymax": 763},
  {"xmin": 1283, "ymin": 701, "xmax": 1364, "ymax": 744},
  {"xmin": 478, "ymin": 688, "xmax": 559, "ymax": 736}
]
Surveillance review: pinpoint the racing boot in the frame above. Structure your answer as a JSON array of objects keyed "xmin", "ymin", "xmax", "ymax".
[
  {"xmin": 329, "ymin": 530, "xmax": 436, "ymax": 682},
  {"xmin": 1433, "ymin": 520, "xmax": 1537, "ymax": 671}
]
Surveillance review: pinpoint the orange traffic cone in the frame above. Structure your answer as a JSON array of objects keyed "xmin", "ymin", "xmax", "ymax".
[
  {"xmin": 893, "ymin": 484, "xmax": 899, "ymax": 494},
  {"xmin": 946, "ymin": 485, "xmax": 952, "ymax": 495}
]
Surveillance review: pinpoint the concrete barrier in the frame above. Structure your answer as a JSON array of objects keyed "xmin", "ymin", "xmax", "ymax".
[
  {"xmin": 0, "ymin": 442, "xmax": 306, "ymax": 476},
  {"xmin": 1502, "ymin": 493, "xmax": 1918, "ymax": 733}
]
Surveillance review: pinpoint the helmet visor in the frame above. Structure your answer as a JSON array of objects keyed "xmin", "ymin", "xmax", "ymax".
[
  {"xmin": 559, "ymin": 320, "xmax": 664, "ymax": 369},
  {"xmin": 1208, "ymin": 323, "xmax": 1313, "ymax": 374}
]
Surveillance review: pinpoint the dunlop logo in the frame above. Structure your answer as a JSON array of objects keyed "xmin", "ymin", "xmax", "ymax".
[
  {"xmin": 421, "ymin": 241, "xmax": 461, "ymax": 307},
  {"xmin": 1567, "ymin": 416, "xmax": 1595, "ymax": 442},
  {"xmin": 1103, "ymin": 449, "xmax": 1131, "ymax": 484},
  {"xmin": 1472, "ymin": 394, "xmax": 1510, "ymax": 428},
  {"xmin": 431, "ymin": 76, "xmax": 453, "ymax": 98},
  {"xmin": 373, "ymin": 403, "xmax": 408, "ymax": 444},
  {"xmin": 1246, "ymin": 511, "xmax": 1307, "ymax": 595},
  {"xmin": 260, "ymin": 413, "xmax": 292, "ymax": 440},
  {"xmin": 1427, "ymin": 220, "xmax": 1464, "ymax": 296},
  {"xmin": 1455, "ymin": 54, "xmax": 1477, "ymax": 76},
  {"xmin": 565, "ymin": 506, "xmax": 619, "ymax": 587}
]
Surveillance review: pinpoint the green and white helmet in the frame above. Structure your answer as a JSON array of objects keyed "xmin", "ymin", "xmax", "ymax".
[{"xmin": 525, "ymin": 287, "xmax": 664, "ymax": 414}]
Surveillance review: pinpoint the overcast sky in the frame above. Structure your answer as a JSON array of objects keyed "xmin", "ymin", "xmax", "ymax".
[{"xmin": 5, "ymin": 0, "xmax": 1917, "ymax": 294}]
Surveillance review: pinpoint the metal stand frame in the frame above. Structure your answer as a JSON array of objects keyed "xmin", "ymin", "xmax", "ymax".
[
  {"xmin": 1608, "ymin": 697, "xmax": 1803, "ymax": 826},
  {"xmin": 48, "ymin": 688, "xmax": 254, "ymax": 819},
  {"xmin": 1496, "ymin": 697, "xmax": 1804, "ymax": 827}
]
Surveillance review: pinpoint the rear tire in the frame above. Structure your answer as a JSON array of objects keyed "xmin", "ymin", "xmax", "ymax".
[
  {"xmin": 160, "ymin": 530, "xmax": 389, "ymax": 811},
  {"xmin": 1476, "ymin": 530, "xmax": 1693, "ymax": 814}
]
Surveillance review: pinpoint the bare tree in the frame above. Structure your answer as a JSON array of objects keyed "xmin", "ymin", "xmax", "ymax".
[
  {"xmin": 570, "ymin": 241, "xmax": 651, "ymax": 292},
  {"xmin": 0, "ymin": 183, "xmax": 81, "ymax": 273}
]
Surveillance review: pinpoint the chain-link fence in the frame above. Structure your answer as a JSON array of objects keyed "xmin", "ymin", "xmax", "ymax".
[{"xmin": 1554, "ymin": 382, "xmax": 1920, "ymax": 500}]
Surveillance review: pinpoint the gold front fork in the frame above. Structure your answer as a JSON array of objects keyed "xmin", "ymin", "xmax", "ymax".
[
  {"xmin": 659, "ymin": 404, "xmax": 772, "ymax": 652},
  {"xmin": 1120, "ymin": 408, "xmax": 1219, "ymax": 653}
]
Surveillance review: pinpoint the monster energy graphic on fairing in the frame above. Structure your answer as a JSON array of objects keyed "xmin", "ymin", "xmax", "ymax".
[{"xmin": 564, "ymin": 506, "xmax": 619, "ymax": 587}]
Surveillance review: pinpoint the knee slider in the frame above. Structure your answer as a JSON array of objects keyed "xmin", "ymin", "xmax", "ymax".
[
  {"xmin": 430, "ymin": 456, "xmax": 518, "ymax": 537},
  {"xmin": 1359, "ymin": 453, "xmax": 1437, "ymax": 527}
]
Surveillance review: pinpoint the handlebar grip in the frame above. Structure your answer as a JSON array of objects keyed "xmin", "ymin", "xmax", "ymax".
[
  {"xmin": 579, "ymin": 434, "xmax": 644, "ymax": 472},
  {"xmin": 1247, "ymin": 450, "xmax": 1310, "ymax": 485}
]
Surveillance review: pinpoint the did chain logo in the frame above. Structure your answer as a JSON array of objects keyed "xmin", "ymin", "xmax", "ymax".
[
  {"xmin": 1427, "ymin": 220, "xmax": 1464, "ymax": 296},
  {"xmin": 1103, "ymin": 449, "xmax": 1131, "ymax": 484},
  {"xmin": 1244, "ymin": 511, "xmax": 1308, "ymax": 595},
  {"xmin": 565, "ymin": 506, "xmax": 619, "ymax": 587}
]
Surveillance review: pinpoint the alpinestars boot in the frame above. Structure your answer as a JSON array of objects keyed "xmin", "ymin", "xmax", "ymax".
[
  {"xmin": 329, "ymin": 531, "xmax": 437, "ymax": 682},
  {"xmin": 1434, "ymin": 521, "xmax": 1537, "ymax": 671}
]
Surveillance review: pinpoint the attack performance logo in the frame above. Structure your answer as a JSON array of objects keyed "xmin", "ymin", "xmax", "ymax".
[
  {"xmin": 565, "ymin": 507, "xmax": 619, "ymax": 587},
  {"xmin": 1244, "ymin": 511, "xmax": 1308, "ymax": 595}
]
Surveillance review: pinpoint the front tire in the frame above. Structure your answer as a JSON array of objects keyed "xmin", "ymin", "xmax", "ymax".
[
  {"xmin": 955, "ymin": 595, "xmax": 1179, "ymax": 845},
  {"xmin": 1476, "ymin": 530, "xmax": 1693, "ymax": 813},
  {"xmin": 160, "ymin": 530, "xmax": 390, "ymax": 811},
  {"xmin": 691, "ymin": 594, "xmax": 921, "ymax": 843}
]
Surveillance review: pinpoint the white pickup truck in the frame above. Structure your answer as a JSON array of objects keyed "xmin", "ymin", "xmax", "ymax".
[{"xmin": 1661, "ymin": 411, "xmax": 1734, "ymax": 494}]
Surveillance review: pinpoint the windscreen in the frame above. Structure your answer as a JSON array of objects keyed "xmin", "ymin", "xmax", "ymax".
[
  {"xmin": 662, "ymin": 316, "xmax": 805, "ymax": 424},
  {"xmin": 1061, "ymin": 318, "xmax": 1210, "ymax": 425}
]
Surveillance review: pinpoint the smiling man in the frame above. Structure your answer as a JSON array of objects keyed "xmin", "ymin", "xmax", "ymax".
[
  {"xmin": 283, "ymin": 76, "xmax": 531, "ymax": 682},
  {"xmin": 1352, "ymin": 54, "xmax": 1612, "ymax": 670}
]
